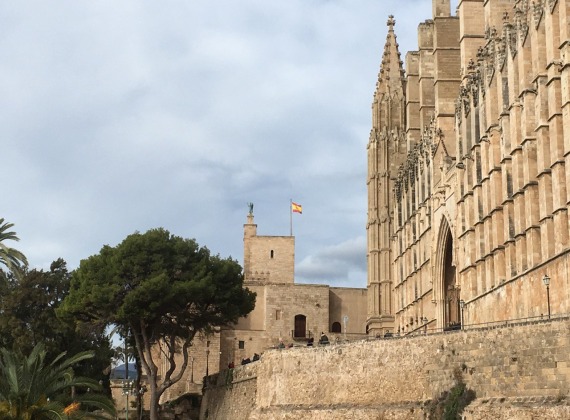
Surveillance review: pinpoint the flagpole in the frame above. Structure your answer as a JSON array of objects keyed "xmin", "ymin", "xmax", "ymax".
[{"xmin": 290, "ymin": 199, "xmax": 293, "ymax": 236}]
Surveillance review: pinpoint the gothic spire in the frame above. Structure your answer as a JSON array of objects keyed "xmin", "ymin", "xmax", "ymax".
[{"xmin": 373, "ymin": 15, "xmax": 406, "ymax": 131}]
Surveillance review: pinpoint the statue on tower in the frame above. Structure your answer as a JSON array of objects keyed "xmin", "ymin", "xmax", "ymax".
[{"xmin": 247, "ymin": 202, "xmax": 254, "ymax": 215}]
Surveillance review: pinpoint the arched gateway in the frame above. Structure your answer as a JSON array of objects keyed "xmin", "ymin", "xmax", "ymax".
[{"xmin": 434, "ymin": 218, "xmax": 460, "ymax": 330}]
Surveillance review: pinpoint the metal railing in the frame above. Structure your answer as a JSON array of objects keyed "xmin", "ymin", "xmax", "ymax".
[
  {"xmin": 291, "ymin": 330, "xmax": 313, "ymax": 340},
  {"xmin": 386, "ymin": 312, "xmax": 570, "ymax": 339},
  {"xmin": 265, "ymin": 313, "xmax": 570, "ymax": 351}
]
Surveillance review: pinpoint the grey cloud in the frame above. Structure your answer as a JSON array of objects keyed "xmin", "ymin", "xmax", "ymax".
[
  {"xmin": 3, "ymin": 1, "xmax": 431, "ymax": 288},
  {"xmin": 296, "ymin": 236, "xmax": 367, "ymax": 287}
]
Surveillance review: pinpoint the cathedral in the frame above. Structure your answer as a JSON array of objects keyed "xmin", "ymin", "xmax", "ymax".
[{"xmin": 366, "ymin": 0, "xmax": 570, "ymax": 337}]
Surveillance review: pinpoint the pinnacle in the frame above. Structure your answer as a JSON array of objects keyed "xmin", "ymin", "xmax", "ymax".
[{"xmin": 374, "ymin": 15, "xmax": 406, "ymax": 98}]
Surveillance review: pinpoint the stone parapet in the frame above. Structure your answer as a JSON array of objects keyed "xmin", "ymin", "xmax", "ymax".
[{"xmin": 200, "ymin": 319, "xmax": 570, "ymax": 419}]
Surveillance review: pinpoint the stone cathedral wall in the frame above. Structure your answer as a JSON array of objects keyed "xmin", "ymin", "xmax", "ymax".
[{"xmin": 200, "ymin": 318, "xmax": 570, "ymax": 419}]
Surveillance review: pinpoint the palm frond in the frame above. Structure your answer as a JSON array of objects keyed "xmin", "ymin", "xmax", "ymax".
[
  {"xmin": 0, "ymin": 218, "xmax": 28, "ymax": 276},
  {"xmin": 0, "ymin": 344, "xmax": 116, "ymax": 419}
]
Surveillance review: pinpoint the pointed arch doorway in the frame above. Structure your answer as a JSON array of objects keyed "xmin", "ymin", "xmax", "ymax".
[{"xmin": 434, "ymin": 218, "xmax": 461, "ymax": 330}]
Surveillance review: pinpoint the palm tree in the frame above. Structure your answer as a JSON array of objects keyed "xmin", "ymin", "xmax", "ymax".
[
  {"xmin": 0, "ymin": 218, "xmax": 28, "ymax": 276},
  {"xmin": 0, "ymin": 343, "xmax": 115, "ymax": 419}
]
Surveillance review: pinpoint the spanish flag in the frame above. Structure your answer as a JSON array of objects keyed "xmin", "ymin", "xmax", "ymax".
[{"xmin": 292, "ymin": 202, "xmax": 303, "ymax": 214}]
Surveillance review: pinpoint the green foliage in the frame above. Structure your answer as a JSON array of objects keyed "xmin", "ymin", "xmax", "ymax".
[
  {"xmin": 0, "ymin": 343, "xmax": 115, "ymax": 419},
  {"xmin": 59, "ymin": 228, "xmax": 256, "ymax": 419},
  {"xmin": 0, "ymin": 260, "xmax": 113, "ymax": 389},
  {"xmin": 62, "ymin": 229, "xmax": 256, "ymax": 337},
  {"xmin": 426, "ymin": 368, "xmax": 476, "ymax": 420},
  {"xmin": 0, "ymin": 218, "xmax": 28, "ymax": 277}
]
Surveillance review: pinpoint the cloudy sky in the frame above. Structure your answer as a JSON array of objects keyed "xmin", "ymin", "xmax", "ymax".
[{"xmin": 2, "ymin": 0, "xmax": 457, "ymax": 288}]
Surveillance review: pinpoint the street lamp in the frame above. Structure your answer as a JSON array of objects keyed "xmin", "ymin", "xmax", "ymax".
[
  {"xmin": 121, "ymin": 380, "xmax": 134, "ymax": 420},
  {"xmin": 206, "ymin": 340, "xmax": 210, "ymax": 377},
  {"xmin": 543, "ymin": 274, "xmax": 551, "ymax": 319},
  {"xmin": 459, "ymin": 300, "xmax": 465, "ymax": 330},
  {"xmin": 190, "ymin": 356, "xmax": 194, "ymax": 383}
]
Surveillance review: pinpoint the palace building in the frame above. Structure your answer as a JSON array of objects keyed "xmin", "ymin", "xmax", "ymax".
[
  {"xmin": 366, "ymin": 0, "xmax": 570, "ymax": 337},
  {"xmin": 157, "ymin": 209, "xmax": 367, "ymax": 402}
]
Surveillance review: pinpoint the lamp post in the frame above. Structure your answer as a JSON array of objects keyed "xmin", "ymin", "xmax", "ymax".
[
  {"xmin": 190, "ymin": 356, "xmax": 194, "ymax": 383},
  {"xmin": 543, "ymin": 274, "xmax": 551, "ymax": 319},
  {"xmin": 121, "ymin": 380, "xmax": 134, "ymax": 420},
  {"xmin": 136, "ymin": 384, "xmax": 147, "ymax": 420},
  {"xmin": 460, "ymin": 300, "xmax": 465, "ymax": 330},
  {"xmin": 206, "ymin": 340, "xmax": 210, "ymax": 377}
]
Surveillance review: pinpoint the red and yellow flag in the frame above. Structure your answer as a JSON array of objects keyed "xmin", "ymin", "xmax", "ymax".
[{"xmin": 292, "ymin": 202, "xmax": 302, "ymax": 214}]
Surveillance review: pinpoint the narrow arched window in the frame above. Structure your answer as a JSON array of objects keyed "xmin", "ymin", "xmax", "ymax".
[{"xmin": 270, "ymin": 250, "xmax": 274, "ymax": 258}]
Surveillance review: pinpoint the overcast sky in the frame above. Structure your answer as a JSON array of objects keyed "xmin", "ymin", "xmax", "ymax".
[{"xmin": 2, "ymin": 1, "xmax": 458, "ymax": 288}]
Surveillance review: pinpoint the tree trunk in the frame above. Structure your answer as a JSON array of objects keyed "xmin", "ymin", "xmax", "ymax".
[
  {"xmin": 135, "ymin": 357, "xmax": 143, "ymax": 419},
  {"xmin": 148, "ymin": 379, "xmax": 160, "ymax": 420}
]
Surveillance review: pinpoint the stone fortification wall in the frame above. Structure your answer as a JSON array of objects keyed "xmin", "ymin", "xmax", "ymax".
[
  {"xmin": 200, "ymin": 362, "xmax": 258, "ymax": 420},
  {"xmin": 201, "ymin": 319, "xmax": 570, "ymax": 419}
]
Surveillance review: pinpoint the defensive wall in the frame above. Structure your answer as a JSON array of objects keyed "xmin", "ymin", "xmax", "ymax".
[{"xmin": 200, "ymin": 318, "xmax": 570, "ymax": 419}]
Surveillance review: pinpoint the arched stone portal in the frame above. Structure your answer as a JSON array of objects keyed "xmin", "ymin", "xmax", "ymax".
[
  {"xmin": 433, "ymin": 217, "xmax": 460, "ymax": 330},
  {"xmin": 443, "ymin": 230, "xmax": 460, "ymax": 329}
]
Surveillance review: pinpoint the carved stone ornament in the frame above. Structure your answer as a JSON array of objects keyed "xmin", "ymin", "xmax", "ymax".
[
  {"xmin": 373, "ymin": 127, "xmax": 380, "ymax": 141},
  {"xmin": 393, "ymin": 122, "xmax": 434, "ymax": 203},
  {"xmin": 506, "ymin": 21, "xmax": 518, "ymax": 59},
  {"xmin": 394, "ymin": 175, "xmax": 402, "ymax": 201},
  {"xmin": 515, "ymin": 2, "xmax": 529, "ymax": 45},
  {"xmin": 455, "ymin": 98, "xmax": 462, "ymax": 125},
  {"xmin": 533, "ymin": 0, "xmax": 544, "ymax": 29},
  {"xmin": 460, "ymin": 84, "xmax": 471, "ymax": 116},
  {"xmin": 485, "ymin": 39, "xmax": 496, "ymax": 86},
  {"xmin": 497, "ymin": 35, "xmax": 507, "ymax": 71},
  {"xmin": 476, "ymin": 47, "xmax": 487, "ymax": 98},
  {"xmin": 470, "ymin": 72, "xmax": 480, "ymax": 108}
]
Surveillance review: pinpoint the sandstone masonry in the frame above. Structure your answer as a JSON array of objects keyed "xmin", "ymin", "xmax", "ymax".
[
  {"xmin": 201, "ymin": 318, "xmax": 570, "ymax": 419},
  {"xmin": 367, "ymin": 0, "xmax": 570, "ymax": 339}
]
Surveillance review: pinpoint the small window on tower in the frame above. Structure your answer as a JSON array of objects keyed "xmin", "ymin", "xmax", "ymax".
[
  {"xmin": 275, "ymin": 310, "xmax": 281, "ymax": 320},
  {"xmin": 238, "ymin": 340, "xmax": 245, "ymax": 350},
  {"xmin": 270, "ymin": 250, "xmax": 274, "ymax": 258}
]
